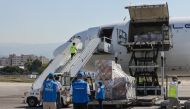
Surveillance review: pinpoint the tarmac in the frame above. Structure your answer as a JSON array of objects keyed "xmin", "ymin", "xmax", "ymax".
[{"xmin": 0, "ymin": 79, "xmax": 190, "ymax": 109}]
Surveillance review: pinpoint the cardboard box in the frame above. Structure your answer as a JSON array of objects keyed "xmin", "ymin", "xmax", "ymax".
[{"xmin": 95, "ymin": 60, "xmax": 136, "ymax": 100}]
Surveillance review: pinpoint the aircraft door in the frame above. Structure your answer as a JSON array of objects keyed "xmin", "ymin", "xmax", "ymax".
[{"xmin": 98, "ymin": 27, "xmax": 114, "ymax": 53}]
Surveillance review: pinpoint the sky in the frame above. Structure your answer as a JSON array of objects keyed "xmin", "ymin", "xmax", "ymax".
[{"xmin": 0, "ymin": 0, "xmax": 190, "ymax": 44}]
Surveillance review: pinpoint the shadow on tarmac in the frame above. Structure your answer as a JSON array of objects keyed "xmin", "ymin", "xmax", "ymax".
[
  {"xmin": 15, "ymin": 106, "xmax": 42, "ymax": 109},
  {"xmin": 15, "ymin": 106, "xmax": 72, "ymax": 109}
]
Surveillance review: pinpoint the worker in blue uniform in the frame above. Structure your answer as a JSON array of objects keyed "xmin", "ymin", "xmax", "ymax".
[
  {"xmin": 96, "ymin": 81, "xmax": 105, "ymax": 109},
  {"xmin": 70, "ymin": 71, "xmax": 91, "ymax": 109},
  {"xmin": 40, "ymin": 73, "xmax": 59, "ymax": 109}
]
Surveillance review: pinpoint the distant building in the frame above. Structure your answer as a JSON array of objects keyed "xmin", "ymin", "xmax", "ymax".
[
  {"xmin": 0, "ymin": 54, "xmax": 49, "ymax": 67},
  {"xmin": 38, "ymin": 56, "xmax": 49, "ymax": 64},
  {"xmin": 20, "ymin": 54, "xmax": 38, "ymax": 64},
  {"xmin": 9, "ymin": 54, "xmax": 23, "ymax": 66},
  {"xmin": 0, "ymin": 57, "xmax": 10, "ymax": 66}
]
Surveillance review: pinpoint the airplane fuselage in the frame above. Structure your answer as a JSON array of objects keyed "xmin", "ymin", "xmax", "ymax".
[{"xmin": 69, "ymin": 17, "xmax": 190, "ymax": 74}]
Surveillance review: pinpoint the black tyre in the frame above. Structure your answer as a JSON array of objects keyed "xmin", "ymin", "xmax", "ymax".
[{"xmin": 27, "ymin": 97, "xmax": 38, "ymax": 107}]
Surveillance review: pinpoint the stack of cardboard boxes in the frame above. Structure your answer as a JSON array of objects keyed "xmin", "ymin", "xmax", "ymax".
[
  {"xmin": 95, "ymin": 60, "xmax": 135, "ymax": 100},
  {"xmin": 95, "ymin": 60, "xmax": 113, "ymax": 100}
]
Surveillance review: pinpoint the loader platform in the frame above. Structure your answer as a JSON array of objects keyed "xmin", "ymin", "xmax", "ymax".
[{"xmin": 119, "ymin": 3, "xmax": 173, "ymax": 96}]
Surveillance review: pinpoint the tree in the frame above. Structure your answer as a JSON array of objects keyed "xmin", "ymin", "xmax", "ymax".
[
  {"xmin": 31, "ymin": 59, "xmax": 42, "ymax": 72},
  {"xmin": 0, "ymin": 66, "xmax": 24, "ymax": 75},
  {"xmin": 37, "ymin": 59, "xmax": 53, "ymax": 74},
  {"xmin": 24, "ymin": 61, "xmax": 32, "ymax": 72},
  {"xmin": 38, "ymin": 63, "xmax": 48, "ymax": 74},
  {"xmin": 25, "ymin": 59, "xmax": 49, "ymax": 74}
]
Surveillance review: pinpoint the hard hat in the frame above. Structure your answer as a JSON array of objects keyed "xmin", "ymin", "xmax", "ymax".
[
  {"xmin": 77, "ymin": 71, "xmax": 83, "ymax": 78},
  {"xmin": 48, "ymin": 73, "xmax": 54, "ymax": 78}
]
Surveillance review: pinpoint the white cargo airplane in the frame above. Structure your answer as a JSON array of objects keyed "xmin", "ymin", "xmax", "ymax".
[
  {"xmin": 25, "ymin": 3, "xmax": 190, "ymax": 107},
  {"xmin": 55, "ymin": 3, "xmax": 190, "ymax": 73},
  {"xmin": 53, "ymin": 3, "xmax": 190, "ymax": 95}
]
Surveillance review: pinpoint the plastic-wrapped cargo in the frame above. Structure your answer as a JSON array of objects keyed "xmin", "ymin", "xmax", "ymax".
[
  {"xmin": 134, "ymin": 32, "xmax": 162, "ymax": 42},
  {"xmin": 95, "ymin": 60, "xmax": 136, "ymax": 100}
]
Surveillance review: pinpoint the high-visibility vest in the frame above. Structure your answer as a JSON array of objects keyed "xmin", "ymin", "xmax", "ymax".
[
  {"xmin": 139, "ymin": 77, "xmax": 145, "ymax": 84},
  {"xmin": 168, "ymin": 82, "xmax": 178, "ymax": 98},
  {"xmin": 70, "ymin": 45, "xmax": 77, "ymax": 54}
]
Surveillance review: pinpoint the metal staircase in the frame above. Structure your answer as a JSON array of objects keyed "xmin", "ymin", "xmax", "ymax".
[
  {"xmin": 32, "ymin": 37, "xmax": 100, "ymax": 90},
  {"xmin": 32, "ymin": 38, "xmax": 82, "ymax": 90},
  {"xmin": 56, "ymin": 37, "xmax": 100, "ymax": 77}
]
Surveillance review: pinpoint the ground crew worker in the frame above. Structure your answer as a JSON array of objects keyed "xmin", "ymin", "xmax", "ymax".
[
  {"xmin": 70, "ymin": 71, "xmax": 91, "ymax": 109},
  {"xmin": 70, "ymin": 42, "xmax": 77, "ymax": 59},
  {"xmin": 96, "ymin": 81, "xmax": 105, "ymax": 109},
  {"xmin": 167, "ymin": 76, "xmax": 181, "ymax": 109},
  {"xmin": 55, "ymin": 76, "xmax": 62, "ymax": 109},
  {"xmin": 40, "ymin": 73, "xmax": 59, "ymax": 109}
]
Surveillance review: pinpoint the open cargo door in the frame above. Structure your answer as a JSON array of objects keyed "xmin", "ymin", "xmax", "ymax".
[{"xmin": 126, "ymin": 3, "xmax": 169, "ymax": 23}]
